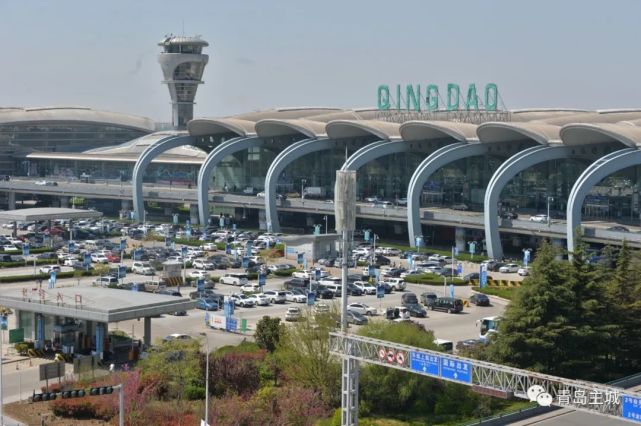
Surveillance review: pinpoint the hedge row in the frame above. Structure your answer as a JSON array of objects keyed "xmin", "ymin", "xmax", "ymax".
[
  {"xmin": 273, "ymin": 268, "xmax": 296, "ymax": 277},
  {"xmin": 0, "ymin": 247, "xmax": 53, "ymax": 255},
  {"xmin": 0, "ymin": 270, "xmax": 94, "ymax": 283},
  {"xmin": 403, "ymin": 273, "xmax": 467, "ymax": 286},
  {"xmin": 0, "ymin": 259, "xmax": 58, "ymax": 268}
]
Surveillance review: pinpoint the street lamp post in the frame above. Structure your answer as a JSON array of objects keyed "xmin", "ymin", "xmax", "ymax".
[
  {"xmin": 199, "ymin": 332, "xmax": 210, "ymax": 424},
  {"xmin": 547, "ymin": 196, "xmax": 554, "ymax": 227},
  {"xmin": 323, "ymin": 215, "xmax": 328, "ymax": 234},
  {"xmin": 301, "ymin": 179, "xmax": 307, "ymax": 200}
]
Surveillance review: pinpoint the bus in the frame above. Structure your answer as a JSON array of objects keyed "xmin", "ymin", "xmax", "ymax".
[{"xmin": 478, "ymin": 316, "xmax": 501, "ymax": 343}]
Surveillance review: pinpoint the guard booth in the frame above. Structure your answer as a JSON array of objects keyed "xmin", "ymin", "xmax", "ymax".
[{"xmin": 0, "ymin": 287, "xmax": 195, "ymax": 361}]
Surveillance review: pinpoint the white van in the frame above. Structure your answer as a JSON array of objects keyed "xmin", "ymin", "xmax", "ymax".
[
  {"xmin": 94, "ymin": 276, "xmax": 118, "ymax": 286},
  {"xmin": 219, "ymin": 273, "xmax": 249, "ymax": 286},
  {"xmin": 132, "ymin": 261, "xmax": 154, "ymax": 275},
  {"xmin": 383, "ymin": 278, "xmax": 406, "ymax": 291}
]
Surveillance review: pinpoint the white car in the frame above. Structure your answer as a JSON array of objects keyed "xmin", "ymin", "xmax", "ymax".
[
  {"xmin": 219, "ymin": 274, "xmax": 248, "ymax": 286},
  {"xmin": 284, "ymin": 291, "xmax": 307, "ymax": 303},
  {"xmin": 39, "ymin": 265, "xmax": 61, "ymax": 274},
  {"xmin": 187, "ymin": 249, "xmax": 205, "ymax": 257},
  {"xmin": 189, "ymin": 270, "xmax": 209, "ymax": 279},
  {"xmin": 2, "ymin": 245, "xmax": 18, "ymax": 252},
  {"xmin": 352, "ymin": 281, "xmax": 376, "ymax": 295},
  {"xmin": 90, "ymin": 254, "xmax": 108, "ymax": 263},
  {"xmin": 348, "ymin": 303, "xmax": 377, "ymax": 316},
  {"xmin": 230, "ymin": 293, "xmax": 255, "ymax": 307},
  {"xmin": 428, "ymin": 254, "xmax": 445, "ymax": 262},
  {"xmin": 529, "ymin": 214, "xmax": 548, "ymax": 223},
  {"xmin": 240, "ymin": 283, "xmax": 260, "ymax": 293},
  {"xmin": 63, "ymin": 257, "xmax": 80, "ymax": 266},
  {"xmin": 292, "ymin": 270, "xmax": 312, "ymax": 279},
  {"xmin": 192, "ymin": 259, "xmax": 215, "ymax": 270},
  {"xmin": 201, "ymin": 243, "xmax": 217, "ymax": 251},
  {"xmin": 249, "ymin": 294, "xmax": 270, "ymax": 306},
  {"xmin": 132, "ymin": 261, "xmax": 155, "ymax": 275},
  {"xmin": 499, "ymin": 263, "xmax": 520, "ymax": 273},
  {"xmin": 517, "ymin": 267, "xmax": 530, "ymax": 276},
  {"xmin": 262, "ymin": 290, "xmax": 287, "ymax": 304}
]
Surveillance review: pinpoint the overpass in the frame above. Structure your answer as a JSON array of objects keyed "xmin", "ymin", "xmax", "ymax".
[{"xmin": 1, "ymin": 177, "xmax": 641, "ymax": 250}]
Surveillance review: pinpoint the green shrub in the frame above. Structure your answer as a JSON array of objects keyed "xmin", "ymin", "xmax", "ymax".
[
  {"xmin": 274, "ymin": 268, "xmax": 296, "ymax": 277},
  {"xmin": 0, "ymin": 258, "xmax": 58, "ymax": 268},
  {"xmin": 403, "ymin": 273, "xmax": 467, "ymax": 286},
  {"xmin": 0, "ymin": 247, "xmax": 53, "ymax": 255},
  {"xmin": 184, "ymin": 384, "xmax": 206, "ymax": 400}
]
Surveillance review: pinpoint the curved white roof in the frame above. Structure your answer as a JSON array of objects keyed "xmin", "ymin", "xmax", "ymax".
[
  {"xmin": 255, "ymin": 119, "xmax": 327, "ymax": 138},
  {"xmin": 0, "ymin": 107, "xmax": 155, "ymax": 132},
  {"xmin": 400, "ymin": 121, "xmax": 478, "ymax": 142},
  {"xmin": 188, "ymin": 118, "xmax": 256, "ymax": 137},
  {"xmin": 86, "ymin": 131, "xmax": 205, "ymax": 158},
  {"xmin": 325, "ymin": 120, "xmax": 401, "ymax": 141},
  {"xmin": 560, "ymin": 122, "xmax": 641, "ymax": 148},
  {"xmin": 477, "ymin": 122, "xmax": 561, "ymax": 145}
]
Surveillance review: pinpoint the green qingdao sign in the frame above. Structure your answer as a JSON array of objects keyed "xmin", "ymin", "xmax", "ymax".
[{"xmin": 377, "ymin": 83, "xmax": 499, "ymax": 112}]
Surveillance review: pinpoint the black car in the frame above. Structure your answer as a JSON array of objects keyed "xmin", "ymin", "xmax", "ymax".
[
  {"xmin": 313, "ymin": 285, "xmax": 335, "ymax": 299},
  {"xmin": 470, "ymin": 293, "xmax": 490, "ymax": 306},
  {"xmin": 403, "ymin": 303, "xmax": 427, "ymax": 317},
  {"xmin": 284, "ymin": 278, "xmax": 310, "ymax": 289},
  {"xmin": 420, "ymin": 292, "xmax": 438, "ymax": 306},
  {"xmin": 429, "ymin": 297, "xmax": 464, "ymax": 314},
  {"xmin": 347, "ymin": 284, "xmax": 363, "ymax": 296},
  {"xmin": 379, "ymin": 282, "xmax": 393, "ymax": 294}
]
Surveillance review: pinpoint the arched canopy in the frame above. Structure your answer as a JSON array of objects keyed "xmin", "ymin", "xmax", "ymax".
[
  {"xmin": 477, "ymin": 122, "xmax": 561, "ymax": 145},
  {"xmin": 187, "ymin": 118, "xmax": 256, "ymax": 137},
  {"xmin": 255, "ymin": 119, "xmax": 327, "ymax": 138},
  {"xmin": 400, "ymin": 121, "xmax": 478, "ymax": 142},
  {"xmin": 325, "ymin": 120, "xmax": 401, "ymax": 141},
  {"xmin": 560, "ymin": 123, "xmax": 641, "ymax": 148}
]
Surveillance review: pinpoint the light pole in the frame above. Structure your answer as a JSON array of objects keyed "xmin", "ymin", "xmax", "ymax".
[
  {"xmin": 199, "ymin": 332, "xmax": 210, "ymax": 425},
  {"xmin": 301, "ymin": 179, "xmax": 307, "ymax": 200},
  {"xmin": 323, "ymin": 215, "xmax": 328, "ymax": 234},
  {"xmin": 547, "ymin": 196, "xmax": 554, "ymax": 227}
]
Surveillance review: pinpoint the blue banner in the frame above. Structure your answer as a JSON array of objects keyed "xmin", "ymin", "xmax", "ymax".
[
  {"xmin": 457, "ymin": 263, "xmax": 463, "ymax": 275},
  {"xmin": 197, "ymin": 278, "xmax": 204, "ymax": 291},
  {"xmin": 303, "ymin": 258, "xmax": 308, "ymax": 270},
  {"xmin": 181, "ymin": 246, "xmax": 188, "ymax": 257},
  {"xmin": 297, "ymin": 253, "xmax": 304, "ymax": 265},
  {"xmin": 68, "ymin": 241, "xmax": 75, "ymax": 252},
  {"xmin": 242, "ymin": 257, "xmax": 249, "ymax": 268},
  {"xmin": 119, "ymin": 239, "xmax": 126, "ymax": 252},
  {"xmin": 415, "ymin": 236, "xmax": 423, "ymax": 248},
  {"xmin": 226, "ymin": 317, "xmax": 237, "ymax": 332},
  {"xmin": 468, "ymin": 242, "xmax": 476, "ymax": 254},
  {"xmin": 440, "ymin": 357, "xmax": 472, "ymax": 383},
  {"xmin": 225, "ymin": 244, "xmax": 231, "ymax": 255},
  {"xmin": 246, "ymin": 241, "xmax": 253, "ymax": 257},
  {"xmin": 84, "ymin": 253, "xmax": 91, "ymax": 266},
  {"xmin": 454, "ymin": 247, "xmax": 459, "ymax": 256},
  {"xmin": 22, "ymin": 244, "xmax": 29, "ymax": 256},
  {"xmin": 165, "ymin": 236, "xmax": 171, "ymax": 247},
  {"xmin": 307, "ymin": 292, "xmax": 316, "ymax": 306},
  {"xmin": 186, "ymin": 219, "xmax": 190, "ymax": 227},
  {"xmin": 364, "ymin": 230, "xmax": 370, "ymax": 242},
  {"xmin": 480, "ymin": 263, "xmax": 488, "ymax": 288},
  {"xmin": 449, "ymin": 284, "xmax": 454, "ymax": 298},
  {"xmin": 224, "ymin": 299, "xmax": 235, "ymax": 317},
  {"xmin": 410, "ymin": 351, "xmax": 439, "ymax": 376},
  {"xmin": 315, "ymin": 269, "xmax": 321, "ymax": 281},
  {"xmin": 377, "ymin": 284, "xmax": 385, "ymax": 299},
  {"xmin": 185, "ymin": 227, "xmax": 192, "ymax": 237},
  {"xmin": 368, "ymin": 265, "xmax": 375, "ymax": 276},
  {"xmin": 523, "ymin": 249, "xmax": 531, "ymax": 267},
  {"xmin": 313, "ymin": 224, "xmax": 321, "ymax": 236},
  {"xmin": 36, "ymin": 314, "xmax": 44, "ymax": 349},
  {"xmin": 95, "ymin": 323, "xmax": 104, "ymax": 358},
  {"xmin": 232, "ymin": 223, "xmax": 237, "ymax": 231},
  {"xmin": 118, "ymin": 265, "xmax": 126, "ymax": 279},
  {"xmin": 258, "ymin": 274, "xmax": 266, "ymax": 286},
  {"xmin": 173, "ymin": 213, "xmax": 179, "ymax": 225},
  {"xmin": 219, "ymin": 217, "xmax": 225, "ymax": 228}
]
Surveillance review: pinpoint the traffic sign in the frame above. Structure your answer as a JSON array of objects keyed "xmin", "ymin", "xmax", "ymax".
[
  {"xmin": 378, "ymin": 347, "xmax": 386, "ymax": 360},
  {"xmin": 307, "ymin": 292, "xmax": 316, "ymax": 306},
  {"xmin": 440, "ymin": 357, "xmax": 472, "ymax": 383},
  {"xmin": 314, "ymin": 269, "xmax": 321, "ymax": 281},
  {"xmin": 225, "ymin": 244, "xmax": 231, "ymax": 254},
  {"xmin": 242, "ymin": 257, "xmax": 249, "ymax": 268},
  {"xmin": 226, "ymin": 318, "xmax": 237, "ymax": 332},
  {"xmin": 376, "ymin": 285, "xmax": 385, "ymax": 299},
  {"xmin": 410, "ymin": 351, "xmax": 439, "ymax": 376},
  {"xmin": 22, "ymin": 244, "xmax": 29, "ymax": 256},
  {"xmin": 386, "ymin": 349, "xmax": 395, "ymax": 363},
  {"xmin": 119, "ymin": 239, "xmax": 126, "ymax": 252},
  {"xmin": 118, "ymin": 265, "xmax": 126, "ymax": 279},
  {"xmin": 258, "ymin": 274, "xmax": 266, "ymax": 287},
  {"xmin": 197, "ymin": 278, "xmax": 205, "ymax": 292},
  {"xmin": 622, "ymin": 395, "xmax": 641, "ymax": 423},
  {"xmin": 396, "ymin": 351, "xmax": 406, "ymax": 366}
]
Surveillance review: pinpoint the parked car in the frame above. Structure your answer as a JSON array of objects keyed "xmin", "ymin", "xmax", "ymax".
[
  {"xmin": 230, "ymin": 294, "xmax": 255, "ymax": 307},
  {"xmin": 248, "ymin": 294, "xmax": 270, "ymax": 306},
  {"xmin": 420, "ymin": 292, "xmax": 438, "ymax": 306},
  {"xmin": 196, "ymin": 298, "xmax": 219, "ymax": 311},
  {"xmin": 403, "ymin": 303, "xmax": 427, "ymax": 318},
  {"xmin": 262, "ymin": 290, "xmax": 287, "ymax": 304},
  {"xmin": 39, "ymin": 265, "xmax": 61, "ymax": 274},
  {"xmin": 284, "ymin": 291, "xmax": 307, "ymax": 303},
  {"xmin": 132, "ymin": 261, "xmax": 155, "ymax": 275},
  {"xmin": 94, "ymin": 276, "xmax": 118, "ymax": 286},
  {"xmin": 346, "ymin": 310, "xmax": 368, "ymax": 325},
  {"xmin": 469, "ymin": 293, "xmax": 491, "ymax": 306},
  {"xmin": 189, "ymin": 270, "xmax": 209, "ymax": 279},
  {"xmin": 193, "ymin": 259, "xmax": 215, "ymax": 270},
  {"xmin": 163, "ymin": 334, "xmax": 192, "ymax": 342},
  {"xmin": 219, "ymin": 273, "xmax": 248, "ymax": 286},
  {"xmin": 498, "ymin": 263, "xmax": 520, "ymax": 273},
  {"xmin": 428, "ymin": 297, "xmax": 464, "ymax": 313},
  {"xmin": 240, "ymin": 284, "xmax": 260, "ymax": 293},
  {"xmin": 91, "ymin": 253, "xmax": 108, "ymax": 264},
  {"xmin": 285, "ymin": 307, "xmax": 302, "ymax": 321},
  {"xmin": 517, "ymin": 267, "xmax": 530, "ymax": 276},
  {"xmin": 383, "ymin": 278, "xmax": 406, "ymax": 291},
  {"xmin": 347, "ymin": 303, "xmax": 377, "ymax": 316},
  {"xmin": 284, "ymin": 277, "xmax": 309, "ymax": 289}
]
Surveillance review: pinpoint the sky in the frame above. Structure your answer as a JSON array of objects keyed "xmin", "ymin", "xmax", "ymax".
[{"xmin": 1, "ymin": 0, "xmax": 641, "ymax": 123}]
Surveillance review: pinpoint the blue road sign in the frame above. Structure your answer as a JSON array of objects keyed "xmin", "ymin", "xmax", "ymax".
[
  {"xmin": 219, "ymin": 217, "xmax": 225, "ymax": 228},
  {"xmin": 307, "ymin": 292, "xmax": 316, "ymax": 306},
  {"xmin": 197, "ymin": 278, "xmax": 204, "ymax": 292},
  {"xmin": 364, "ymin": 230, "xmax": 370, "ymax": 242},
  {"xmin": 246, "ymin": 241, "xmax": 253, "ymax": 257},
  {"xmin": 314, "ymin": 269, "xmax": 321, "ymax": 281},
  {"xmin": 185, "ymin": 227, "xmax": 192, "ymax": 237},
  {"xmin": 242, "ymin": 257, "xmax": 249, "ymax": 268},
  {"xmin": 457, "ymin": 263, "xmax": 463, "ymax": 275},
  {"xmin": 83, "ymin": 253, "xmax": 91, "ymax": 266},
  {"xmin": 118, "ymin": 265, "xmax": 126, "ymax": 279},
  {"xmin": 165, "ymin": 237, "xmax": 171, "ymax": 247},
  {"xmin": 68, "ymin": 241, "xmax": 75, "ymax": 252},
  {"xmin": 480, "ymin": 263, "xmax": 488, "ymax": 288},
  {"xmin": 258, "ymin": 273, "xmax": 266, "ymax": 286},
  {"xmin": 297, "ymin": 253, "xmax": 304, "ymax": 265},
  {"xmin": 368, "ymin": 265, "xmax": 375, "ymax": 277},
  {"xmin": 232, "ymin": 223, "xmax": 237, "ymax": 231},
  {"xmin": 181, "ymin": 246, "xmax": 188, "ymax": 257},
  {"xmin": 410, "ymin": 351, "xmax": 439, "ymax": 376},
  {"xmin": 225, "ymin": 243, "xmax": 231, "ymax": 255},
  {"xmin": 226, "ymin": 318, "xmax": 237, "ymax": 332},
  {"xmin": 173, "ymin": 213, "xmax": 179, "ymax": 225},
  {"xmin": 622, "ymin": 395, "xmax": 641, "ymax": 423},
  {"xmin": 440, "ymin": 357, "xmax": 472, "ymax": 383},
  {"xmin": 468, "ymin": 242, "xmax": 476, "ymax": 254},
  {"xmin": 119, "ymin": 239, "xmax": 126, "ymax": 252},
  {"xmin": 22, "ymin": 244, "xmax": 29, "ymax": 256},
  {"xmin": 376, "ymin": 285, "xmax": 385, "ymax": 299}
]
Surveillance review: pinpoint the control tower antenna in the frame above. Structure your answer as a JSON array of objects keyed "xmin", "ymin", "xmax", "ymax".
[{"xmin": 158, "ymin": 34, "xmax": 209, "ymax": 130}]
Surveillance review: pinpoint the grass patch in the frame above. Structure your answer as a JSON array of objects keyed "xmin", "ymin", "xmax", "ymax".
[
  {"xmin": 472, "ymin": 286, "xmax": 519, "ymax": 300},
  {"xmin": 404, "ymin": 273, "xmax": 467, "ymax": 286}
]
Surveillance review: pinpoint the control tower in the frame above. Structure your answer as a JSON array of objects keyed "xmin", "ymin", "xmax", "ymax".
[{"xmin": 158, "ymin": 35, "xmax": 209, "ymax": 129}]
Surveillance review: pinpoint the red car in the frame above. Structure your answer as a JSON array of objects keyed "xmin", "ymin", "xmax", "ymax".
[{"xmin": 106, "ymin": 253, "xmax": 121, "ymax": 263}]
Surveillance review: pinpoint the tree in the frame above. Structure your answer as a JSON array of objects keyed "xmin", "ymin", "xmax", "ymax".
[
  {"xmin": 255, "ymin": 316, "xmax": 284, "ymax": 352},
  {"xmin": 487, "ymin": 240, "xmax": 586, "ymax": 377},
  {"xmin": 275, "ymin": 307, "xmax": 341, "ymax": 405}
]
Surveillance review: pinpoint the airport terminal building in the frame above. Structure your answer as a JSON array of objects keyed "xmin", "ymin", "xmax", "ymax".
[{"xmin": 3, "ymin": 35, "xmax": 641, "ymax": 258}]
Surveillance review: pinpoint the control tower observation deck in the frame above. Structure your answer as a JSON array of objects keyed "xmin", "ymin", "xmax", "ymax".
[{"xmin": 158, "ymin": 35, "xmax": 209, "ymax": 130}]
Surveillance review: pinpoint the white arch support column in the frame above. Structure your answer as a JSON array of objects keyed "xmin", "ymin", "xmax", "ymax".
[
  {"xmin": 132, "ymin": 134, "xmax": 194, "ymax": 222},
  {"xmin": 407, "ymin": 143, "xmax": 488, "ymax": 246},
  {"xmin": 484, "ymin": 145, "xmax": 574, "ymax": 259},
  {"xmin": 196, "ymin": 136, "xmax": 262, "ymax": 225},
  {"xmin": 340, "ymin": 140, "xmax": 408, "ymax": 171},
  {"xmin": 566, "ymin": 148, "xmax": 638, "ymax": 254},
  {"xmin": 264, "ymin": 138, "xmax": 335, "ymax": 232}
]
